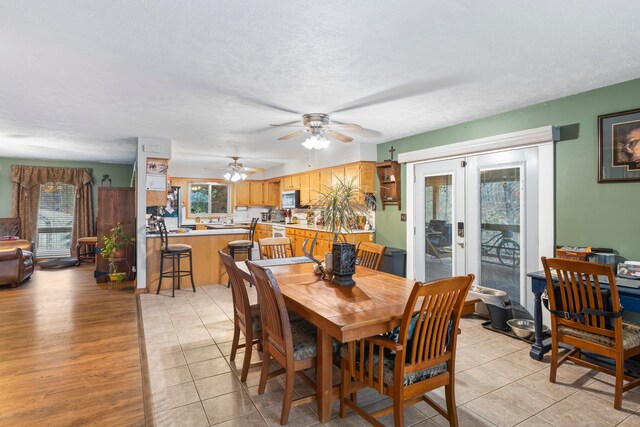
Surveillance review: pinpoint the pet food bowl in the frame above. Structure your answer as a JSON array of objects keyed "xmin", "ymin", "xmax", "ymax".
[{"xmin": 507, "ymin": 318, "xmax": 548, "ymax": 339}]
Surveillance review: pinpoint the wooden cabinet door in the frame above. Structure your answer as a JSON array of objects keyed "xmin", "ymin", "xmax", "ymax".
[
  {"xmin": 308, "ymin": 172, "xmax": 320, "ymax": 204},
  {"xmin": 250, "ymin": 181, "xmax": 263, "ymax": 205},
  {"xmin": 96, "ymin": 187, "xmax": 135, "ymax": 283},
  {"xmin": 290, "ymin": 175, "xmax": 301, "ymax": 189},
  {"xmin": 235, "ymin": 181, "xmax": 251, "ymax": 206},
  {"xmin": 320, "ymin": 169, "xmax": 333, "ymax": 194},
  {"xmin": 359, "ymin": 162, "xmax": 376, "ymax": 195},
  {"xmin": 331, "ymin": 167, "xmax": 345, "ymax": 187},
  {"xmin": 299, "ymin": 174, "xmax": 310, "ymax": 205},
  {"xmin": 344, "ymin": 164, "xmax": 360, "ymax": 187},
  {"xmin": 283, "ymin": 177, "xmax": 292, "ymax": 190}
]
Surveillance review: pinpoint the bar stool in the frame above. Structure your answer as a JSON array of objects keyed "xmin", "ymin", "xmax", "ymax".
[
  {"xmin": 76, "ymin": 236, "xmax": 98, "ymax": 265},
  {"xmin": 227, "ymin": 217, "xmax": 258, "ymax": 260},
  {"xmin": 156, "ymin": 219, "xmax": 196, "ymax": 297},
  {"xmin": 226, "ymin": 218, "xmax": 258, "ymax": 287}
]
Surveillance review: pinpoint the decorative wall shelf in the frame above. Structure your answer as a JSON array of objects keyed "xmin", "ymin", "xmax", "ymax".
[{"xmin": 375, "ymin": 161, "xmax": 401, "ymax": 210}]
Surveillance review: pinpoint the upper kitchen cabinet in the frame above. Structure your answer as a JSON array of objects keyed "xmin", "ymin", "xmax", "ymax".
[
  {"xmin": 282, "ymin": 175, "xmax": 301, "ymax": 190},
  {"xmin": 308, "ymin": 172, "xmax": 320, "ymax": 204},
  {"xmin": 250, "ymin": 181, "xmax": 263, "ymax": 205},
  {"xmin": 262, "ymin": 181, "xmax": 280, "ymax": 207},
  {"xmin": 299, "ymin": 173, "xmax": 311, "ymax": 206},
  {"xmin": 235, "ymin": 181, "xmax": 251, "ymax": 206}
]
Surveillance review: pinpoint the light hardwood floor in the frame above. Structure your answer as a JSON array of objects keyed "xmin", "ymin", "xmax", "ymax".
[{"xmin": 0, "ymin": 264, "xmax": 146, "ymax": 426}]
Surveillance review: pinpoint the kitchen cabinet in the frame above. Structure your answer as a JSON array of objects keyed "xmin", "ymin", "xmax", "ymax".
[
  {"xmin": 235, "ymin": 181, "xmax": 251, "ymax": 206},
  {"xmin": 254, "ymin": 224, "xmax": 272, "ymax": 244},
  {"xmin": 308, "ymin": 172, "xmax": 320, "ymax": 204},
  {"xmin": 331, "ymin": 167, "xmax": 345, "ymax": 187},
  {"xmin": 250, "ymin": 181, "xmax": 263, "ymax": 205},
  {"xmin": 291, "ymin": 175, "xmax": 301, "ymax": 189},
  {"xmin": 299, "ymin": 173, "xmax": 310, "ymax": 205},
  {"xmin": 283, "ymin": 177, "xmax": 292, "ymax": 190},
  {"xmin": 320, "ymin": 169, "xmax": 333, "ymax": 192},
  {"xmin": 146, "ymin": 189, "xmax": 167, "ymax": 207},
  {"xmin": 345, "ymin": 162, "xmax": 376, "ymax": 203}
]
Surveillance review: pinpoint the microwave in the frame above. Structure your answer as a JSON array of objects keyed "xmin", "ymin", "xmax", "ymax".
[{"xmin": 281, "ymin": 190, "xmax": 300, "ymax": 209}]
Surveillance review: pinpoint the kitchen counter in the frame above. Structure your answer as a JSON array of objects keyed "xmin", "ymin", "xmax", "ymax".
[
  {"xmin": 146, "ymin": 228, "xmax": 247, "ymax": 237},
  {"xmin": 257, "ymin": 221, "xmax": 374, "ymax": 234},
  {"xmin": 145, "ymin": 228, "xmax": 250, "ymax": 290}
]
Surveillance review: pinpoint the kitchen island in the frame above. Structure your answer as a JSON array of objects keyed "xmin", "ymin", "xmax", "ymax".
[{"xmin": 146, "ymin": 228, "xmax": 248, "ymax": 291}]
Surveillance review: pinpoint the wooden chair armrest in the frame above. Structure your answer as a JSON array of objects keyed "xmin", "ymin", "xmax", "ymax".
[{"xmin": 366, "ymin": 336, "xmax": 403, "ymax": 352}]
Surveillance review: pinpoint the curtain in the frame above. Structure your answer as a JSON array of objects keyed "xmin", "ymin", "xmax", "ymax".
[{"xmin": 10, "ymin": 165, "xmax": 94, "ymax": 254}]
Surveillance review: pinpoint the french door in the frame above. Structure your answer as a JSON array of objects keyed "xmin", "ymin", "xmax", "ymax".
[{"xmin": 413, "ymin": 147, "xmax": 546, "ymax": 312}]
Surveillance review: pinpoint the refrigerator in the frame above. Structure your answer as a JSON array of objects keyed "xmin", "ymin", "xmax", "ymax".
[{"xmin": 146, "ymin": 186, "xmax": 182, "ymax": 229}]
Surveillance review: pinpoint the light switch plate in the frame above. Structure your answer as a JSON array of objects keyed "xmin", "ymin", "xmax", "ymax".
[{"xmin": 400, "ymin": 213, "xmax": 407, "ymax": 222}]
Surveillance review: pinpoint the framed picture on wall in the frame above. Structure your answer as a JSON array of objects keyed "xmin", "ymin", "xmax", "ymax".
[{"xmin": 598, "ymin": 108, "xmax": 640, "ymax": 183}]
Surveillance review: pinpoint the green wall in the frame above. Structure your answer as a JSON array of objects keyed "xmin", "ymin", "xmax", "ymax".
[
  {"xmin": 0, "ymin": 158, "xmax": 134, "ymax": 219},
  {"xmin": 376, "ymin": 78, "xmax": 640, "ymax": 261}
]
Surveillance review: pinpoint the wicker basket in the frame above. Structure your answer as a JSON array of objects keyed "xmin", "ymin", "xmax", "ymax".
[{"xmin": 556, "ymin": 248, "xmax": 591, "ymax": 261}]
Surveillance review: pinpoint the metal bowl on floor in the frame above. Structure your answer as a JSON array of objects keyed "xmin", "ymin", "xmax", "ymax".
[{"xmin": 507, "ymin": 318, "xmax": 549, "ymax": 339}]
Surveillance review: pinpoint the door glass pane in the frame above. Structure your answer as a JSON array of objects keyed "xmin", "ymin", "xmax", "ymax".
[
  {"xmin": 480, "ymin": 168, "xmax": 521, "ymax": 304},
  {"xmin": 37, "ymin": 182, "xmax": 75, "ymax": 257},
  {"xmin": 425, "ymin": 174, "xmax": 453, "ymax": 281}
]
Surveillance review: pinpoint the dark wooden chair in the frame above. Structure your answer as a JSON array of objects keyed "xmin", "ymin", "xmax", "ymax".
[
  {"xmin": 542, "ymin": 257, "xmax": 640, "ymax": 409},
  {"xmin": 156, "ymin": 219, "xmax": 195, "ymax": 297},
  {"xmin": 258, "ymin": 237, "xmax": 294, "ymax": 259},
  {"xmin": 355, "ymin": 242, "xmax": 387, "ymax": 270},
  {"xmin": 339, "ymin": 274, "xmax": 475, "ymax": 426},
  {"xmin": 227, "ymin": 218, "xmax": 259, "ymax": 260},
  {"xmin": 218, "ymin": 250, "xmax": 262, "ymax": 382},
  {"xmin": 246, "ymin": 261, "xmax": 318, "ymax": 425}
]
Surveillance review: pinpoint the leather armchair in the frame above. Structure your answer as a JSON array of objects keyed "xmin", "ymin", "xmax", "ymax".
[{"xmin": 0, "ymin": 247, "xmax": 34, "ymax": 287}]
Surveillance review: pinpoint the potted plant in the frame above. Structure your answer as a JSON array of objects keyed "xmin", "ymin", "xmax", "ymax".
[
  {"xmin": 313, "ymin": 176, "xmax": 368, "ymax": 286},
  {"xmin": 101, "ymin": 224, "xmax": 135, "ymax": 283}
]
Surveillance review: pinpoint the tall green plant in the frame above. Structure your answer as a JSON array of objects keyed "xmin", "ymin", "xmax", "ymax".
[
  {"xmin": 315, "ymin": 176, "xmax": 368, "ymax": 242},
  {"xmin": 101, "ymin": 224, "xmax": 135, "ymax": 274}
]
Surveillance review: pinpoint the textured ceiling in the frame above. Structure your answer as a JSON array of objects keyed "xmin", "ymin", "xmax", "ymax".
[{"xmin": 1, "ymin": 1, "xmax": 639, "ymax": 172}]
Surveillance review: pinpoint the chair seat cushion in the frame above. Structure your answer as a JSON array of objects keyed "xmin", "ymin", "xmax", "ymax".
[
  {"xmin": 78, "ymin": 237, "xmax": 98, "ymax": 244},
  {"xmin": 340, "ymin": 344, "xmax": 448, "ymax": 386},
  {"xmin": 266, "ymin": 319, "xmax": 340, "ymax": 361},
  {"xmin": 558, "ymin": 320, "xmax": 640, "ymax": 350},
  {"xmin": 166, "ymin": 243, "xmax": 192, "ymax": 252},
  {"xmin": 250, "ymin": 304, "xmax": 262, "ymax": 333},
  {"xmin": 228, "ymin": 240, "xmax": 252, "ymax": 247}
]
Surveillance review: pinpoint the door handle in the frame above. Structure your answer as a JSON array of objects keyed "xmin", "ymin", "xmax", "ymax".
[{"xmin": 457, "ymin": 241, "xmax": 465, "ymax": 248}]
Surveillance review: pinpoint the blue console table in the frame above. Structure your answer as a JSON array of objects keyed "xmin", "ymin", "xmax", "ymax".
[{"xmin": 527, "ymin": 271, "xmax": 640, "ymax": 360}]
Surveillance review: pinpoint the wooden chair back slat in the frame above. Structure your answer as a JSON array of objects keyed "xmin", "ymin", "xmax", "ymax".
[
  {"xmin": 542, "ymin": 257, "xmax": 621, "ymax": 337},
  {"xmin": 355, "ymin": 242, "xmax": 386, "ymax": 270},
  {"xmin": 246, "ymin": 261, "xmax": 293, "ymax": 359},
  {"xmin": 258, "ymin": 237, "xmax": 294, "ymax": 259},
  {"xmin": 219, "ymin": 251, "xmax": 252, "ymax": 329},
  {"xmin": 401, "ymin": 276, "xmax": 473, "ymax": 371}
]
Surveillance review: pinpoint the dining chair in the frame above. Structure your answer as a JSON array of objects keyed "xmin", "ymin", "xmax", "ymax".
[
  {"xmin": 339, "ymin": 274, "xmax": 475, "ymax": 427},
  {"xmin": 218, "ymin": 250, "xmax": 262, "ymax": 382},
  {"xmin": 246, "ymin": 261, "xmax": 318, "ymax": 425},
  {"xmin": 258, "ymin": 237, "xmax": 294, "ymax": 259},
  {"xmin": 355, "ymin": 242, "xmax": 387, "ymax": 270},
  {"xmin": 542, "ymin": 257, "xmax": 640, "ymax": 409}
]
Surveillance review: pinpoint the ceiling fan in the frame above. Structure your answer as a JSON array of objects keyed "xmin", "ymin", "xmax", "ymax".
[
  {"xmin": 272, "ymin": 113, "xmax": 362, "ymax": 149},
  {"xmin": 223, "ymin": 156, "xmax": 264, "ymax": 182}
]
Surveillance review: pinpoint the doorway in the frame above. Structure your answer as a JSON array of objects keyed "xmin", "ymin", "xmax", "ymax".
[{"xmin": 410, "ymin": 144, "xmax": 553, "ymax": 314}]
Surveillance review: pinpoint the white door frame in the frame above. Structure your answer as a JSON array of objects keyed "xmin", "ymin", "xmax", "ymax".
[{"xmin": 401, "ymin": 127, "xmax": 558, "ymax": 310}]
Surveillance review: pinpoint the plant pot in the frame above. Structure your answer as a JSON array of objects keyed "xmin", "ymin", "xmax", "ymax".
[
  {"xmin": 331, "ymin": 242, "xmax": 356, "ymax": 286},
  {"xmin": 109, "ymin": 272, "xmax": 127, "ymax": 283}
]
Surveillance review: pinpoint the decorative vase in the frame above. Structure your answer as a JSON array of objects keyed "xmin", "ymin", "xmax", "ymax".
[{"xmin": 331, "ymin": 242, "xmax": 356, "ymax": 286}]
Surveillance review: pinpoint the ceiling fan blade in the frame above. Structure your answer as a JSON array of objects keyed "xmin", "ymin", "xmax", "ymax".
[
  {"xmin": 331, "ymin": 120, "xmax": 382, "ymax": 137},
  {"xmin": 331, "ymin": 77, "xmax": 462, "ymax": 114},
  {"xmin": 278, "ymin": 130, "xmax": 306, "ymax": 141},
  {"xmin": 269, "ymin": 120, "xmax": 303, "ymax": 127},
  {"xmin": 328, "ymin": 130, "xmax": 353, "ymax": 143},
  {"xmin": 236, "ymin": 96, "xmax": 301, "ymax": 115},
  {"xmin": 329, "ymin": 122, "xmax": 362, "ymax": 131},
  {"xmin": 242, "ymin": 167, "xmax": 265, "ymax": 173}
]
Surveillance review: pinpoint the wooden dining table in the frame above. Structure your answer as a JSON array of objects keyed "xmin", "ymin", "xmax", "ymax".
[{"xmin": 236, "ymin": 259, "xmax": 424, "ymax": 423}]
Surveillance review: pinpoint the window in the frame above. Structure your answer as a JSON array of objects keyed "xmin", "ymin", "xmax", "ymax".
[
  {"xmin": 37, "ymin": 182, "xmax": 75, "ymax": 257},
  {"xmin": 189, "ymin": 182, "xmax": 230, "ymax": 216}
]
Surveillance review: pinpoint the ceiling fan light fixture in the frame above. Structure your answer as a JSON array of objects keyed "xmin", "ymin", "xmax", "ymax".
[
  {"xmin": 224, "ymin": 171, "xmax": 248, "ymax": 182},
  {"xmin": 302, "ymin": 134, "xmax": 331, "ymax": 150}
]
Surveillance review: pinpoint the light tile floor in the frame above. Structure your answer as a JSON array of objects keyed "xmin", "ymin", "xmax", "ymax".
[{"xmin": 140, "ymin": 285, "xmax": 640, "ymax": 426}]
